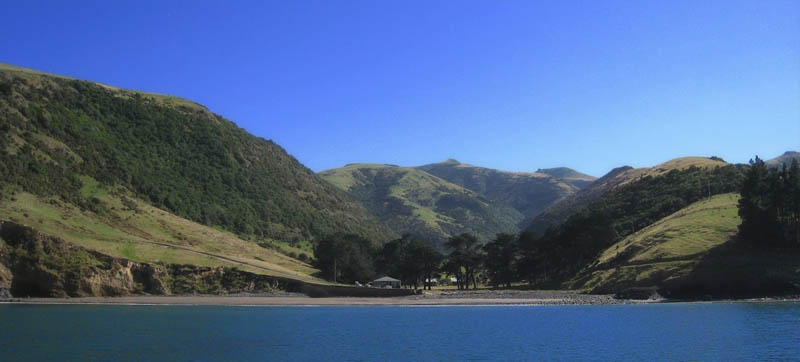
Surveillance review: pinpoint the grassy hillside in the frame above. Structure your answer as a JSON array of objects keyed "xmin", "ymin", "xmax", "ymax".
[
  {"xmin": 567, "ymin": 193, "xmax": 740, "ymax": 292},
  {"xmin": 417, "ymin": 160, "xmax": 582, "ymax": 226},
  {"xmin": 624, "ymin": 157, "xmax": 727, "ymax": 185},
  {"xmin": 0, "ymin": 184, "xmax": 322, "ymax": 282},
  {"xmin": 567, "ymin": 193, "xmax": 800, "ymax": 298},
  {"xmin": 521, "ymin": 162, "xmax": 746, "ymax": 286},
  {"xmin": 0, "ymin": 63, "xmax": 394, "ymax": 245},
  {"xmin": 528, "ymin": 157, "xmax": 730, "ymax": 234},
  {"xmin": 319, "ymin": 164, "xmax": 522, "ymax": 249},
  {"xmin": 535, "ymin": 167, "xmax": 596, "ymax": 189}
]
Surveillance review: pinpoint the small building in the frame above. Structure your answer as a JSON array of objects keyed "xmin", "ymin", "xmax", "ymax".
[
  {"xmin": 372, "ymin": 276, "xmax": 402, "ymax": 289},
  {"xmin": 425, "ymin": 278, "xmax": 438, "ymax": 287}
]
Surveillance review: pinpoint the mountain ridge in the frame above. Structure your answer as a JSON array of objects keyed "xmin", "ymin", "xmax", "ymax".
[{"xmin": 416, "ymin": 160, "xmax": 589, "ymax": 226}]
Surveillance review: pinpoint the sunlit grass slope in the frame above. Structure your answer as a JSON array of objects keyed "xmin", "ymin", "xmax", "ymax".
[
  {"xmin": 567, "ymin": 193, "xmax": 740, "ymax": 292},
  {"xmin": 0, "ymin": 180, "xmax": 322, "ymax": 283}
]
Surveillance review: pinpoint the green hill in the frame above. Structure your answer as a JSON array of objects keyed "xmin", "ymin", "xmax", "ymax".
[
  {"xmin": 567, "ymin": 194, "xmax": 741, "ymax": 292},
  {"xmin": 0, "ymin": 63, "xmax": 393, "ymax": 245},
  {"xmin": 766, "ymin": 151, "xmax": 799, "ymax": 168},
  {"xmin": 417, "ymin": 160, "xmax": 584, "ymax": 226},
  {"xmin": 319, "ymin": 164, "xmax": 522, "ymax": 249},
  {"xmin": 567, "ymin": 193, "xmax": 800, "ymax": 298},
  {"xmin": 520, "ymin": 161, "xmax": 746, "ymax": 286},
  {"xmin": 0, "ymin": 63, "xmax": 403, "ymax": 289},
  {"xmin": 527, "ymin": 157, "xmax": 730, "ymax": 235}
]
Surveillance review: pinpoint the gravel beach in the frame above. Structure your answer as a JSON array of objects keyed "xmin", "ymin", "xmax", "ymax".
[{"xmin": 0, "ymin": 290, "xmax": 656, "ymax": 306}]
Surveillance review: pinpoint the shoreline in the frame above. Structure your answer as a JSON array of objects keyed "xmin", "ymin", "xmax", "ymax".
[
  {"xmin": 0, "ymin": 296, "xmax": 649, "ymax": 306},
  {"xmin": 2, "ymin": 290, "xmax": 797, "ymax": 306}
]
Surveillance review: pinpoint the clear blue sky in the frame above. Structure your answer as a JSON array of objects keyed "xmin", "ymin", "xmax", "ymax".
[{"xmin": 2, "ymin": 1, "xmax": 798, "ymax": 176}]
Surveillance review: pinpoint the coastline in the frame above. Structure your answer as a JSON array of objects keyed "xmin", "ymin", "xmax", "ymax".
[
  {"xmin": 3, "ymin": 289, "xmax": 799, "ymax": 306},
  {"xmin": 0, "ymin": 290, "xmax": 658, "ymax": 306}
]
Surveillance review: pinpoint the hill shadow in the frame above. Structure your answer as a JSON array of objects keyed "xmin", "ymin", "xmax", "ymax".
[{"xmin": 659, "ymin": 239, "xmax": 800, "ymax": 300}]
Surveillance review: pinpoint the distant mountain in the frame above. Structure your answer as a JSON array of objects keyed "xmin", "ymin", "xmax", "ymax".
[
  {"xmin": 766, "ymin": 151, "xmax": 799, "ymax": 168},
  {"xmin": 535, "ymin": 167, "xmax": 596, "ymax": 189},
  {"xmin": 0, "ymin": 63, "xmax": 395, "ymax": 258},
  {"xmin": 319, "ymin": 164, "xmax": 523, "ymax": 249},
  {"xmin": 417, "ymin": 160, "xmax": 589, "ymax": 227},
  {"xmin": 527, "ymin": 157, "xmax": 729, "ymax": 235},
  {"xmin": 526, "ymin": 166, "xmax": 636, "ymax": 235}
]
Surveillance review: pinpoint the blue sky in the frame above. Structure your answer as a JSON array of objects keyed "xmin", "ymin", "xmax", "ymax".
[{"xmin": 2, "ymin": 1, "xmax": 798, "ymax": 176}]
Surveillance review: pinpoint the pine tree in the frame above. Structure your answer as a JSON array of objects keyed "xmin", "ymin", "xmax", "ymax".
[{"xmin": 738, "ymin": 156, "xmax": 776, "ymax": 247}]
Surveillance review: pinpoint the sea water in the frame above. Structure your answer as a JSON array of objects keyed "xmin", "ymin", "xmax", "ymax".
[{"xmin": 1, "ymin": 302, "xmax": 798, "ymax": 361}]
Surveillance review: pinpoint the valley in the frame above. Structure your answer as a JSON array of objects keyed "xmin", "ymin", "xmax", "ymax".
[{"xmin": 1, "ymin": 62, "xmax": 799, "ymax": 300}]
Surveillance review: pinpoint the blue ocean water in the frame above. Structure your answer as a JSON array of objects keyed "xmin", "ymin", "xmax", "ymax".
[{"xmin": 1, "ymin": 302, "xmax": 798, "ymax": 361}]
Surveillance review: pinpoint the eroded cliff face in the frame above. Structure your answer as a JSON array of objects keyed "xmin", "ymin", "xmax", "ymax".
[{"xmin": 0, "ymin": 221, "xmax": 296, "ymax": 298}]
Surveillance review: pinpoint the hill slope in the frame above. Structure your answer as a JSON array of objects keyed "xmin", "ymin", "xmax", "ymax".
[
  {"xmin": 527, "ymin": 157, "xmax": 729, "ymax": 234},
  {"xmin": 319, "ymin": 164, "xmax": 522, "ymax": 249},
  {"xmin": 766, "ymin": 151, "xmax": 799, "ymax": 168},
  {"xmin": 417, "ymin": 160, "xmax": 586, "ymax": 226},
  {"xmin": 520, "ymin": 161, "xmax": 746, "ymax": 286},
  {"xmin": 0, "ymin": 63, "xmax": 394, "ymax": 245},
  {"xmin": 567, "ymin": 193, "xmax": 800, "ymax": 298},
  {"xmin": 0, "ymin": 187, "xmax": 321, "ymax": 282},
  {"xmin": 567, "ymin": 193, "xmax": 741, "ymax": 292},
  {"xmin": 535, "ymin": 167, "xmax": 596, "ymax": 189}
]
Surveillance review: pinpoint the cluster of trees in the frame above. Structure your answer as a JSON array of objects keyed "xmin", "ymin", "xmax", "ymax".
[
  {"xmin": 313, "ymin": 231, "xmax": 529, "ymax": 290},
  {"xmin": 738, "ymin": 157, "xmax": 800, "ymax": 247},
  {"xmin": 314, "ymin": 233, "xmax": 442, "ymax": 289}
]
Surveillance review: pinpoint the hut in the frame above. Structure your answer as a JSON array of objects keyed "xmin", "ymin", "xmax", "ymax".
[{"xmin": 372, "ymin": 276, "xmax": 402, "ymax": 289}]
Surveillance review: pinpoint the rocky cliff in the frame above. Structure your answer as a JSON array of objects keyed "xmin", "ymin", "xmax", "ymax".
[{"xmin": 0, "ymin": 221, "xmax": 298, "ymax": 297}]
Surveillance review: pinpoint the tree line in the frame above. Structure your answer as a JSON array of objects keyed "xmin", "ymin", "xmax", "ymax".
[
  {"xmin": 738, "ymin": 157, "xmax": 800, "ymax": 248},
  {"xmin": 314, "ymin": 231, "xmax": 531, "ymax": 289}
]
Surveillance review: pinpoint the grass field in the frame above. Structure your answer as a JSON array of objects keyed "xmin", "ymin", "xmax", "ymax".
[{"xmin": 0, "ymin": 178, "xmax": 323, "ymax": 283}]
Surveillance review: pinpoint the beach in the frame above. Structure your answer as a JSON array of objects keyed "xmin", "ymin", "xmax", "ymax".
[{"xmin": 0, "ymin": 290, "xmax": 654, "ymax": 306}]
